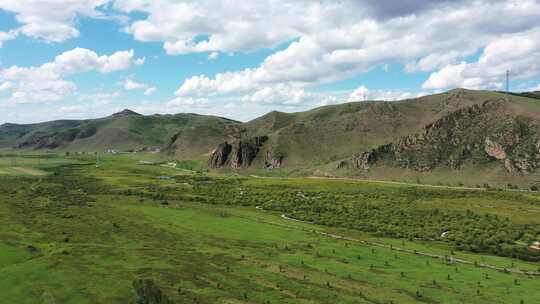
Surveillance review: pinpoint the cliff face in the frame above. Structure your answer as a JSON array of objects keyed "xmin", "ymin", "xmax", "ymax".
[
  {"xmin": 208, "ymin": 136, "xmax": 269, "ymax": 169},
  {"xmin": 208, "ymin": 142, "xmax": 233, "ymax": 168},
  {"xmin": 230, "ymin": 137, "xmax": 268, "ymax": 168},
  {"xmin": 353, "ymin": 99, "xmax": 540, "ymax": 174},
  {"xmin": 264, "ymin": 151, "xmax": 284, "ymax": 169},
  {"xmin": 352, "ymin": 144, "xmax": 393, "ymax": 170}
]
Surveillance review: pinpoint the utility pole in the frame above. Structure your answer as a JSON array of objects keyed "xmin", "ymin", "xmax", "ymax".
[
  {"xmin": 506, "ymin": 70, "xmax": 510, "ymax": 94},
  {"xmin": 95, "ymin": 152, "xmax": 100, "ymax": 168}
]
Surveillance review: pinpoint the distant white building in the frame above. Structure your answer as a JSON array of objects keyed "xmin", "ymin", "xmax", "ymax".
[{"xmin": 146, "ymin": 147, "xmax": 161, "ymax": 153}]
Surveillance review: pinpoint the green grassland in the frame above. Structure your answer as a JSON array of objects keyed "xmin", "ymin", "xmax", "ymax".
[
  {"xmin": 0, "ymin": 153, "xmax": 93, "ymax": 176},
  {"xmin": 0, "ymin": 154, "xmax": 539, "ymax": 303}
]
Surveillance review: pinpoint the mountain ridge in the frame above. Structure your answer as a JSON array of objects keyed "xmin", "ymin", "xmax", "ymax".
[
  {"xmin": 0, "ymin": 111, "xmax": 240, "ymax": 151},
  {"xmin": 4, "ymin": 89, "xmax": 540, "ymax": 186},
  {"xmin": 351, "ymin": 98, "xmax": 540, "ymax": 174}
]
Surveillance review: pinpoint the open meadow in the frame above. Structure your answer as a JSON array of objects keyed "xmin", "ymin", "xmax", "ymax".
[{"xmin": 0, "ymin": 153, "xmax": 539, "ymax": 303}]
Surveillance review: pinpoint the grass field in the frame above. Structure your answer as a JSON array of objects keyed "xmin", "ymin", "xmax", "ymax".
[
  {"xmin": 0, "ymin": 166, "xmax": 48, "ymax": 176},
  {"xmin": 0, "ymin": 153, "xmax": 82, "ymax": 176},
  {"xmin": 0, "ymin": 153, "xmax": 539, "ymax": 303}
]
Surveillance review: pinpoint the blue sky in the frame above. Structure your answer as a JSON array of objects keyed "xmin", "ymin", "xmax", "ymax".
[{"xmin": 1, "ymin": 0, "xmax": 540, "ymax": 124}]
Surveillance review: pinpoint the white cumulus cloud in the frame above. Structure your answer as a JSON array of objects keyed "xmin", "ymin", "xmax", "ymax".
[
  {"xmin": 3, "ymin": 0, "xmax": 540, "ymax": 123},
  {"xmin": 242, "ymin": 85, "xmax": 314, "ymax": 105},
  {"xmin": 167, "ymin": 97, "xmax": 209, "ymax": 107},
  {"xmin": 122, "ymin": 79, "xmax": 156, "ymax": 95},
  {"xmin": 173, "ymin": 1, "xmax": 540, "ymax": 100},
  {"xmin": 0, "ymin": 0, "xmax": 110, "ymax": 43},
  {"xmin": 0, "ymin": 30, "xmax": 18, "ymax": 47},
  {"xmin": 144, "ymin": 87, "xmax": 156, "ymax": 96},
  {"xmin": 348, "ymin": 85, "xmax": 427, "ymax": 102},
  {"xmin": 208, "ymin": 52, "xmax": 219, "ymax": 60},
  {"xmin": 0, "ymin": 47, "xmax": 136, "ymax": 103},
  {"xmin": 348, "ymin": 86, "xmax": 370, "ymax": 102},
  {"xmin": 135, "ymin": 57, "xmax": 146, "ymax": 65},
  {"xmin": 423, "ymin": 28, "xmax": 540, "ymax": 90},
  {"xmin": 123, "ymin": 79, "xmax": 147, "ymax": 90}
]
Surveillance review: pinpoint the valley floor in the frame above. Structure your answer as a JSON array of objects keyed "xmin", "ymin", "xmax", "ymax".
[{"xmin": 0, "ymin": 153, "xmax": 539, "ymax": 303}]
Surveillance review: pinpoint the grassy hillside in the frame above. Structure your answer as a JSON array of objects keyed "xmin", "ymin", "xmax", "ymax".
[
  {"xmin": 0, "ymin": 110, "xmax": 239, "ymax": 152},
  {"xmin": 252, "ymin": 89, "xmax": 540, "ymax": 166},
  {"xmin": 167, "ymin": 116, "xmax": 242, "ymax": 162},
  {"xmin": 328, "ymin": 91, "xmax": 540, "ymax": 188},
  {"xmin": 204, "ymin": 89, "xmax": 538, "ymax": 170},
  {"xmin": 5, "ymin": 89, "xmax": 540, "ymax": 187},
  {"xmin": 510, "ymin": 91, "xmax": 540, "ymax": 100}
]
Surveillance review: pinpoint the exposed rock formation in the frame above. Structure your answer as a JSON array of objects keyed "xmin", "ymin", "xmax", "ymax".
[
  {"xmin": 208, "ymin": 136, "xmax": 268, "ymax": 168},
  {"xmin": 485, "ymin": 138, "xmax": 507, "ymax": 159},
  {"xmin": 336, "ymin": 160, "xmax": 348, "ymax": 169},
  {"xmin": 230, "ymin": 137, "xmax": 268, "ymax": 168},
  {"xmin": 352, "ymin": 99, "xmax": 540, "ymax": 174},
  {"xmin": 264, "ymin": 151, "xmax": 284, "ymax": 169},
  {"xmin": 352, "ymin": 144, "xmax": 392, "ymax": 170},
  {"xmin": 208, "ymin": 142, "xmax": 233, "ymax": 168}
]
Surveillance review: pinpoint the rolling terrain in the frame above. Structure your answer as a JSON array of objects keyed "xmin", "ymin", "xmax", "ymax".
[
  {"xmin": 2, "ymin": 94, "xmax": 540, "ymax": 301},
  {"xmin": 152, "ymin": 88, "xmax": 540, "ymax": 182},
  {"xmin": 0, "ymin": 109, "xmax": 239, "ymax": 152},
  {"xmin": 206, "ymin": 89, "xmax": 501, "ymax": 169},
  {"xmin": 0, "ymin": 153, "xmax": 538, "ymax": 303},
  {"xmin": 3, "ymin": 89, "xmax": 540, "ymax": 186}
]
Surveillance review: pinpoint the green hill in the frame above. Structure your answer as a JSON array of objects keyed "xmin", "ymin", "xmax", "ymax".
[
  {"xmin": 195, "ymin": 89, "xmax": 540, "ymax": 186},
  {"xmin": 205, "ymin": 89, "xmax": 537, "ymax": 167},
  {"xmin": 0, "ymin": 109, "xmax": 239, "ymax": 152},
  {"xmin": 352, "ymin": 98, "xmax": 540, "ymax": 172},
  {"xmin": 5, "ymin": 89, "xmax": 540, "ymax": 186}
]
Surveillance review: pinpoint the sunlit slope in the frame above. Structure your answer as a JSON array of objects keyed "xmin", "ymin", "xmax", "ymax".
[{"xmin": 0, "ymin": 110, "xmax": 240, "ymax": 152}]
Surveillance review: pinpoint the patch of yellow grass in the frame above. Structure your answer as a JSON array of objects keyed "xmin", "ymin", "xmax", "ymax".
[{"xmin": 10, "ymin": 167, "xmax": 47, "ymax": 176}]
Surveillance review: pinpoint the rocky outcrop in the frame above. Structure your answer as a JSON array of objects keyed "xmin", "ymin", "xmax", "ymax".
[
  {"xmin": 352, "ymin": 144, "xmax": 392, "ymax": 170},
  {"xmin": 336, "ymin": 160, "xmax": 348, "ymax": 169},
  {"xmin": 352, "ymin": 99, "xmax": 540, "ymax": 174},
  {"xmin": 264, "ymin": 151, "xmax": 284, "ymax": 169},
  {"xmin": 208, "ymin": 136, "xmax": 268, "ymax": 169},
  {"xmin": 230, "ymin": 138, "xmax": 266, "ymax": 168},
  {"xmin": 208, "ymin": 142, "xmax": 233, "ymax": 168},
  {"xmin": 485, "ymin": 138, "xmax": 507, "ymax": 159}
]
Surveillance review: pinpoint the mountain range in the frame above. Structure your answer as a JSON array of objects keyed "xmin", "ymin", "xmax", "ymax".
[{"xmin": 3, "ymin": 89, "xmax": 540, "ymax": 186}]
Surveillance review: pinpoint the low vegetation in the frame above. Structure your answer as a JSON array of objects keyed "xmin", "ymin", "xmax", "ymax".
[{"xmin": 0, "ymin": 154, "xmax": 539, "ymax": 303}]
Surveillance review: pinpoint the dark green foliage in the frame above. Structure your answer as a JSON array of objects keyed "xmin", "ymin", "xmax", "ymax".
[
  {"xmin": 165, "ymin": 174, "xmax": 540, "ymax": 261},
  {"xmin": 132, "ymin": 279, "xmax": 174, "ymax": 304}
]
